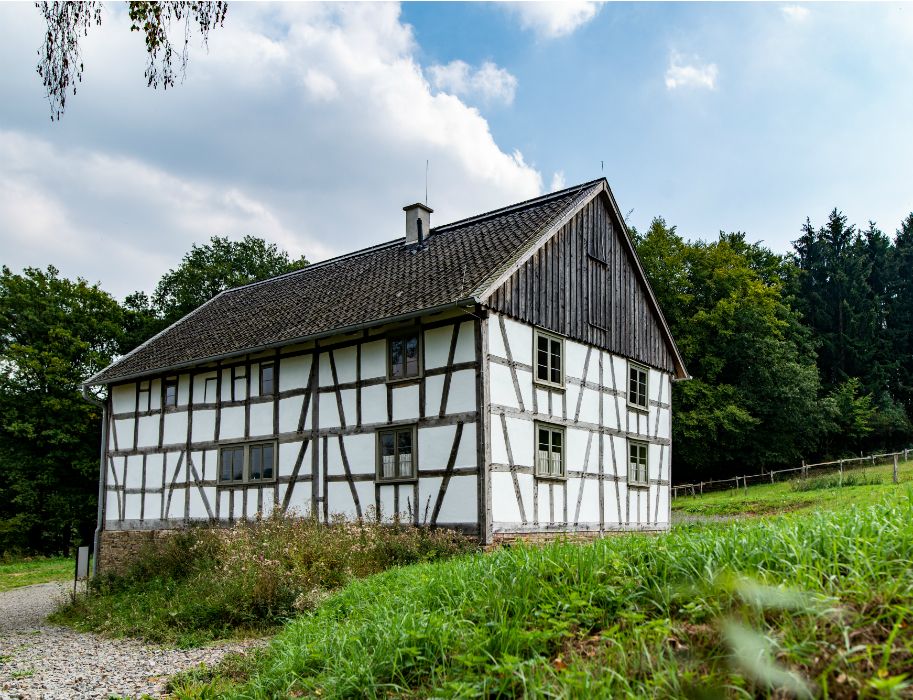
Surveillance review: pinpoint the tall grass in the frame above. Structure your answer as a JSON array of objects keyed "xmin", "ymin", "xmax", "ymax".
[
  {"xmin": 202, "ymin": 494, "xmax": 913, "ymax": 699},
  {"xmin": 51, "ymin": 513, "xmax": 475, "ymax": 646}
]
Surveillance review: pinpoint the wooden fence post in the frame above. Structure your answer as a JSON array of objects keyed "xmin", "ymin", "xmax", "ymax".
[
  {"xmin": 700, "ymin": 482, "xmax": 704, "ymax": 495},
  {"xmin": 894, "ymin": 454, "xmax": 899, "ymax": 484},
  {"xmin": 770, "ymin": 471, "xmax": 774, "ymax": 484}
]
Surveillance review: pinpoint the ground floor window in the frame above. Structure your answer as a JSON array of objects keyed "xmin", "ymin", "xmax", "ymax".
[
  {"xmin": 535, "ymin": 422, "xmax": 565, "ymax": 478},
  {"xmin": 377, "ymin": 426, "xmax": 416, "ymax": 481},
  {"xmin": 218, "ymin": 441, "xmax": 276, "ymax": 484},
  {"xmin": 628, "ymin": 440, "xmax": 649, "ymax": 486}
]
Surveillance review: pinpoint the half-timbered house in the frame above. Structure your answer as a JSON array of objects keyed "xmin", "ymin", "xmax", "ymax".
[{"xmin": 85, "ymin": 178, "xmax": 688, "ymax": 570}]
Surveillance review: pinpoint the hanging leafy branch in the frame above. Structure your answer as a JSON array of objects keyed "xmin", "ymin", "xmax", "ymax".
[{"xmin": 36, "ymin": 1, "xmax": 228, "ymax": 121}]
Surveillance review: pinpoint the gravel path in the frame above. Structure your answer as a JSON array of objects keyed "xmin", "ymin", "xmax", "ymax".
[{"xmin": 0, "ymin": 582, "xmax": 263, "ymax": 699}]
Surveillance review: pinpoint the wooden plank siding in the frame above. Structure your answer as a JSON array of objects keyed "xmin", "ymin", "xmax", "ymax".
[{"xmin": 487, "ymin": 196, "xmax": 676, "ymax": 374}]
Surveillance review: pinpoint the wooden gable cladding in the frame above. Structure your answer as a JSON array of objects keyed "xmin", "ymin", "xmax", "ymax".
[{"xmin": 486, "ymin": 194, "xmax": 676, "ymax": 374}]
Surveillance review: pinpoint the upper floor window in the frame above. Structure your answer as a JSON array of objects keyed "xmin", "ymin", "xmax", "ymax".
[
  {"xmin": 377, "ymin": 426, "xmax": 416, "ymax": 481},
  {"xmin": 138, "ymin": 380, "xmax": 151, "ymax": 411},
  {"xmin": 628, "ymin": 362, "xmax": 648, "ymax": 410},
  {"xmin": 219, "ymin": 441, "xmax": 276, "ymax": 484},
  {"xmin": 388, "ymin": 332, "xmax": 420, "ymax": 380},
  {"xmin": 535, "ymin": 423, "xmax": 565, "ymax": 478},
  {"xmin": 163, "ymin": 377, "xmax": 178, "ymax": 407},
  {"xmin": 204, "ymin": 376, "xmax": 217, "ymax": 403},
  {"xmin": 628, "ymin": 440, "xmax": 649, "ymax": 487},
  {"xmin": 260, "ymin": 362, "xmax": 275, "ymax": 396},
  {"xmin": 534, "ymin": 329, "xmax": 564, "ymax": 388}
]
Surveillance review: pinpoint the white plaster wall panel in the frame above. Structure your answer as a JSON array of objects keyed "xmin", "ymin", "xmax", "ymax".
[
  {"xmin": 188, "ymin": 487, "xmax": 208, "ymax": 519},
  {"xmin": 454, "ymin": 321, "xmax": 475, "ymax": 363},
  {"xmin": 278, "ymin": 441, "xmax": 303, "ymax": 477},
  {"xmin": 603, "ymin": 482, "xmax": 621, "ymax": 525},
  {"xmin": 418, "ymin": 424, "xmax": 456, "ymax": 472},
  {"xmin": 163, "ymin": 412, "xmax": 186, "ymax": 446},
  {"xmin": 455, "ymin": 422, "xmax": 477, "ymax": 469},
  {"xmin": 113, "ymin": 419, "xmax": 133, "ymax": 448},
  {"xmin": 566, "ymin": 427, "xmax": 591, "ymax": 474},
  {"xmin": 326, "ymin": 437, "xmax": 343, "ymax": 476},
  {"xmin": 339, "ymin": 389, "xmax": 357, "ymax": 425},
  {"xmin": 112, "ymin": 384, "xmax": 135, "ymax": 414},
  {"xmin": 610, "ymin": 356, "xmax": 625, "ymax": 398},
  {"xmin": 167, "ymin": 488, "xmax": 185, "ymax": 519},
  {"xmin": 424, "ymin": 374, "xmax": 445, "ymax": 416},
  {"xmin": 553, "ymin": 483, "xmax": 566, "ymax": 523},
  {"xmin": 577, "ymin": 479, "xmax": 601, "ymax": 524},
  {"xmin": 105, "ymin": 491, "xmax": 119, "ymax": 523},
  {"xmin": 360, "ymin": 340, "xmax": 386, "ymax": 379},
  {"xmin": 378, "ymin": 484, "xmax": 397, "ymax": 522},
  {"xmin": 490, "ymin": 416, "xmax": 508, "ymax": 466},
  {"xmin": 601, "ymin": 395, "xmax": 621, "ymax": 432},
  {"xmin": 504, "ymin": 416, "xmax": 534, "ymax": 467},
  {"xmin": 261, "ymin": 494, "xmax": 276, "ymax": 519},
  {"xmin": 564, "ymin": 340, "xmax": 588, "ymax": 381},
  {"xmin": 606, "ymin": 436, "xmax": 625, "ymax": 477},
  {"xmin": 360, "ymin": 384, "xmax": 386, "ymax": 424},
  {"xmin": 249, "ymin": 402, "xmax": 273, "ymax": 437},
  {"xmin": 202, "ymin": 450, "xmax": 218, "ymax": 481},
  {"xmin": 488, "ymin": 363, "xmax": 518, "ymax": 410},
  {"xmin": 248, "ymin": 489, "xmax": 262, "ymax": 518},
  {"xmin": 564, "ymin": 383, "xmax": 581, "ymax": 421},
  {"xmin": 232, "ymin": 492, "xmax": 245, "ymax": 520},
  {"xmin": 278, "ymin": 396, "xmax": 305, "ymax": 434},
  {"xmin": 418, "ymin": 476, "xmax": 443, "ymax": 522},
  {"xmin": 178, "ymin": 375, "xmax": 190, "ymax": 405},
  {"xmin": 318, "ymin": 352, "xmax": 333, "ymax": 387},
  {"xmin": 219, "ymin": 406, "xmax": 245, "ymax": 440},
  {"xmin": 435, "ymin": 475, "xmax": 477, "ymax": 523},
  {"xmin": 284, "ymin": 482, "xmax": 311, "ymax": 516},
  {"xmin": 503, "ymin": 316, "xmax": 532, "ymax": 365},
  {"xmin": 123, "ymin": 493, "xmax": 141, "ymax": 521},
  {"xmin": 149, "ymin": 379, "xmax": 162, "ymax": 410},
  {"xmin": 424, "ymin": 326, "xmax": 451, "ymax": 369},
  {"xmin": 192, "ymin": 410, "xmax": 216, "ymax": 443},
  {"xmin": 578, "ymin": 386, "xmax": 600, "ymax": 425},
  {"xmin": 650, "ymin": 369, "xmax": 663, "ymax": 404},
  {"xmin": 392, "ymin": 384, "xmax": 419, "ymax": 421},
  {"xmin": 536, "ymin": 481, "xmax": 550, "ymax": 523},
  {"xmin": 143, "ymin": 491, "xmax": 161, "ymax": 521},
  {"xmin": 144, "ymin": 453, "xmax": 164, "ymax": 491},
  {"xmin": 250, "ymin": 363, "xmax": 260, "ymax": 395},
  {"xmin": 221, "ymin": 369, "xmax": 232, "ymax": 399},
  {"xmin": 125, "ymin": 455, "xmax": 144, "ymax": 489},
  {"xmin": 655, "ymin": 488, "xmax": 669, "ymax": 524},
  {"xmin": 515, "ymin": 367, "xmax": 533, "ymax": 411},
  {"xmin": 334, "ymin": 346, "xmax": 357, "ymax": 384},
  {"xmin": 516, "ymin": 472, "xmax": 534, "ymax": 522},
  {"xmin": 280, "ymin": 355, "xmax": 310, "ymax": 391},
  {"xmin": 487, "ymin": 316, "xmax": 506, "ymax": 359},
  {"xmin": 649, "ymin": 443, "xmax": 663, "ymax": 481},
  {"xmin": 318, "ymin": 392, "xmax": 340, "ymax": 428},
  {"xmin": 534, "ymin": 388, "xmax": 550, "ymax": 415},
  {"xmin": 615, "ymin": 482, "xmax": 629, "ymax": 523},
  {"xmin": 218, "ymin": 490, "xmax": 230, "ymax": 518},
  {"xmin": 446, "ymin": 370, "xmax": 476, "ymax": 414},
  {"xmin": 353, "ymin": 482, "xmax": 375, "ymax": 519},
  {"xmin": 490, "ymin": 472, "xmax": 521, "ymax": 522},
  {"xmin": 342, "ymin": 433, "xmax": 375, "ymax": 475},
  {"xmin": 193, "ymin": 372, "xmax": 214, "ymax": 403}
]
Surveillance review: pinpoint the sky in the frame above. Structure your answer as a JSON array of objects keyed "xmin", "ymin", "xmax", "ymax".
[{"xmin": 1, "ymin": 1, "xmax": 911, "ymax": 299}]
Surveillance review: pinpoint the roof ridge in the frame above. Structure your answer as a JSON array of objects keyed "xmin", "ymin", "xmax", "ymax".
[{"xmin": 432, "ymin": 178, "xmax": 606, "ymax": 234}]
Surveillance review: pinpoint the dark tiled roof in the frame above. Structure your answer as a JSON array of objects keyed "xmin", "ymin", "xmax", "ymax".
[{"xmin": 88, "ymin": 180, "xmax": 603, "ymax": 384}]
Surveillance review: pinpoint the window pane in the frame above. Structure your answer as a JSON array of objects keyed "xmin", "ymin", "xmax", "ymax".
[
  {"xmin": 390, "ymin": 339, "xmax": 403, "ymax": 378},
  {"xmin": 397, "ymin": 430, "xmax": 413, "ymax": 477},
  {"xmin": 381, "ymin": 432, "xmax": 395, "ymax": 478},
  {"xmin": 232, "ymin": 448, "xmax": 244, "ymax": 481},
  {"xmin": 550, "ymin": 340, "xmax": 561, "ymax": 384},
  {"xmin": 538, "ymin": 428, "xmax": 550, "ymax": 452},
  {"xmin": 263, "ymin": 444, "xmax": 274, "ymax": 480},
  {"xmin": 404, "ymin": 336, "xmax": 419, "ymax": 377},
  {"xmin": 220, "ymin": 450, "xmax": 233, "ymax": 481},
  {"xmin": 550, "ymin": 430, "xmax": 562, "ymax": 451},
  {"xmin": 204, "ymin": 377, "xmax": 216, "ymax": 402},
  {"xmin": 262, "ymin": 365, "xmax": 274, "ymax": 395},
  {"xmin": 537, "ymin": 336, "xmax": 549, "ymax": 381},
  {"xmin": 165, "ymin": 381, "xmax": 177, "ymax": 406},
  {"xmin": 250, "ymin": 446, "xmax": 262, "ymax": 480}
]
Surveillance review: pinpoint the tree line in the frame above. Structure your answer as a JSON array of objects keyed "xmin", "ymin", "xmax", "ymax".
[{"xmin": 2, "ymin": 210, "xmax": 911, "ymax": 553}]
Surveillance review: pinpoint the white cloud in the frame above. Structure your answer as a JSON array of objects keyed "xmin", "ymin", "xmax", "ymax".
[
  {"xmin": 427, "ymin": 60, "xmax": 518, "ymax": 105},
  {"xmin": 782, "ymin": 5, "xmax": 810, "ymax": 22},
  {"xmin": 0, "ymin": 3, "xmax": 543, "ymax": 297},
  {"xmin": 506, "ymin": 2, "xmax": 601, "ymax": 39},
  {"xmin": 664, "ymin": 52, "xmax": 719, "ymax": 90},
  {"xmin": 550, "ymin": 171, "xmax": 566, "ymax": 192}
]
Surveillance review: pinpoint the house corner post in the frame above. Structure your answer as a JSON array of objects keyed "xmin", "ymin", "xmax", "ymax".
[
  {"xmin": 476, "ymin": 308, "xmax": 493, "ymax": 546},
  {"xmin": 82, "ymin": 384, "xmax": 108, "ymax": 577}
]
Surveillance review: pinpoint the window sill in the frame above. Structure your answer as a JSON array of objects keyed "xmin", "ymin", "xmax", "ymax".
[
  {"xmin": 627, "ymin": 482, "xmax": 650, "ymax": 489},
  {"xmin": 626, "ymin": 402, "xmax": 649, "ymax": 414},
  {"xmin": 534, "ymin": 473, "xmax": 567, "ymax": 482},
  {"xmin": 217, "ymin": 479, "xmax": 277, "ymax": 487},
  {"xmin": 376, "ymin": 476, "xmax": 418, "ymax": 485},
  {"xmin": 386, "ymin": 375, "xmax": 423, "ymax": 386},
  {"xmin": 534, "ymin": 380, "xmax": 565, "ymax": 392}
]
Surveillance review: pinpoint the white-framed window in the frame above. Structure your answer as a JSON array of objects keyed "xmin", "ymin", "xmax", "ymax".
[
  {"xmin": 377, "ymin": 426, "xmax": 417, "ymax": 482},
  {"xmin": 535, "ymin": 422, "xmax": 565, "ymax": 479},
  {"xmin": 163, "ymin": 377, "xmax": 178, "ymax": 407},
  {"xmin": 387, "ymin": 332, "xmax": 421, "ymax": 381},
  {"xmin": 628, "ymin": 362, "xmax": 649, "ymax": 411},
  {"xmin": 218, "ymin": 441, "xmax": 276, "ymax": 485},
  {"xmin": 628, "ymin": 440, "xmax": 649, "ymax": 487},
  {"xmin": 534, "ymin": 329, "xmax": 564, "ymax": 388}
]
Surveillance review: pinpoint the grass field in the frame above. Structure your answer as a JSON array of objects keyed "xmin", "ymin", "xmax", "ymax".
[
  {"xmin": 0, "ymin": 556, "xmax": 73, "ymax": 592},
  {"xmin": 171, "ymin": 491, "xmax": 913, "ymax": 699},
  {"xmin": 671, "ymin": 458, "xmax": 913, "ymax": 517}
]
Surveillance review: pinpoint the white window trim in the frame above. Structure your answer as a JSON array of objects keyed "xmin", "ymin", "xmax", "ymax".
[
  {"xmin": 217, "ymin": 440, "xmax": 278, "ymax": 486},
  {"xmin": 627, "ymin": 439, "xmax": 649, "ymax": 488},
  {"xmin": 627, "ymin": 361, "xmax": 649, "ymax": 412},
  {"xmin": 533, "ymin": 328, "xmax": 565, "ymax": 389},
  {"xmin": 534, "ymin": 421, "xmax": 566, "ymax": 480}
]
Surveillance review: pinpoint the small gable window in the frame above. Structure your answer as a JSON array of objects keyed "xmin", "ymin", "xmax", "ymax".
[
  {"xmin": 138, "ymin": 380, "xmax": 151, "ymax": 411},
  {"xmin": 535, "ymin": 423, "xmax": 565, "ymax": 478},
  {"xmin": 260, "ymin": 362, "xmax": 275, "ymax": 396},
  {"xmin": 534, "ymin": 329, "xmax": 564, "ymax": 388},
  {"xmin": 388, "ymin": 332, "xmax": 421, "ymax": 380},
  {"xmin": 164, "ymin": 377, "xmax": 178, "ymax": 407},
  {"xmin": 628, "ymin": 362, "xmax": 649, "ymax": 411},
  {"xmin": 377, "ymin": 426, "xmax": 416, "ymax": 481},
  {"xmin": 628, "ymin": 440, "xmax": 649, "ymax": 487}
]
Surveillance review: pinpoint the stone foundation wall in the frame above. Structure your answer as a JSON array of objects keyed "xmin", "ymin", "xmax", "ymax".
[{"xmin": 96, "ymin": 529, "xmax": 181, "ymax": 575}]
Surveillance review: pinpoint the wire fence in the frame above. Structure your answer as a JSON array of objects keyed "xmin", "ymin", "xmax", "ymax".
[{"xmin": 671, "ymin": 448, "xmax": 913, "ymax": 499}]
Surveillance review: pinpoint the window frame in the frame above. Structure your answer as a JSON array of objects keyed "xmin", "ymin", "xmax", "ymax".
[
  {"xmin": 627, "ymin": 361, "xmax": 649, "ymax": 412},
  {"xmin": 375, "ymin": 424, "xmax": 418, "ymax": 483},
  {"xmin": 217, "ymin": 440, "xmax": 278, "ymax": 486},
  {"xmin": 163, "ymin": 377, "xmax": 179, "ymax": 408},
  {"xmin": 138, "ymin": 380, "xmax": 151, "ymax": 412},
  {"xmin": 534, "ymin": 421, "xmax": 566, "ymax": 480},
  {"xmin": 386, "ymin": 329, "xmax": 423, "ymax": 383},
  {"xmin": 627, "ymin": 439, "xmax": 649, "ymax": 488},
  {"xmin": 533, "ymin": 328, "xmax": 565, "ymax": 389},
  {"xmin": 259, "ymin": 361, "xmax": 276, "ymax": 397}
]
